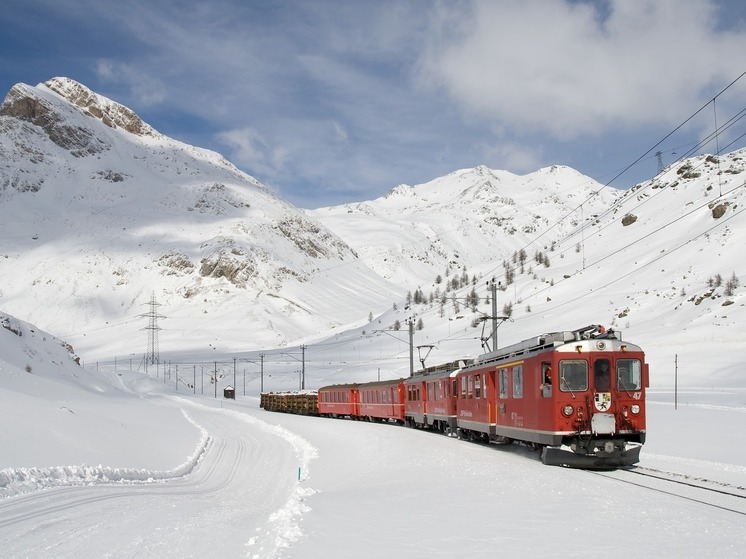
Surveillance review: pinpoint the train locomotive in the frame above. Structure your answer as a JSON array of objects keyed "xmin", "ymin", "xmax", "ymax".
[{"xmin": 261, "ymin": 325, "xmax": 648, "ymax": 469}]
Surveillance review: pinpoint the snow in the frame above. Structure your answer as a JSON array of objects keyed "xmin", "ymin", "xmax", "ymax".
[{"xmin": 1, "ymin": 314, "xmax": 745, "ymax": 558}]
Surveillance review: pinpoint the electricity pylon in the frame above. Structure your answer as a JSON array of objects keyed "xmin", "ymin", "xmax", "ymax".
[{"xmin": 140, "ymin": 292, "xmax": 165, "ymax": 366}]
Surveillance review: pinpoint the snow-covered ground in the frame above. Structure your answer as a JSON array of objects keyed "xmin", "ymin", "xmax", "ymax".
[{"xmin": 1, "ymin": 315, "xmax": 744, "ymax": 558}]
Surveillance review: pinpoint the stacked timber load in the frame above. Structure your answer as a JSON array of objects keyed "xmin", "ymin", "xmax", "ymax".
[{"xmin": 260, "ymin": 391, "xmax": 319, "ymax": 415}]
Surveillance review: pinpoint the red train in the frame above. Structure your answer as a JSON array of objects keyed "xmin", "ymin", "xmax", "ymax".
[{"xmin": 262, "ymin": 325, "xmax": 648, "ymax": 468}]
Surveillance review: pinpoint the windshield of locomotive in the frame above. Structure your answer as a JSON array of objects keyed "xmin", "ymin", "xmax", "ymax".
[
  {"xmin": 559, "ymin": 359, "xmax": 588, "ymax": 392},
  {"xmin": 616, "ymin": 359, "xmax": 642, "ymax": 390}
]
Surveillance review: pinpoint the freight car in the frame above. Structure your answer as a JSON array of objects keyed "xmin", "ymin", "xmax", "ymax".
[{"xmin": 260, "ymin": 325, "xmax": 648, "ymax": 469}]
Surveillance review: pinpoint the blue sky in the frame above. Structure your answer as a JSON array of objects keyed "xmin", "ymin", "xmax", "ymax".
[{"xmin": 2, "ymin": 0, "xmax": 746, "ymax": 208}]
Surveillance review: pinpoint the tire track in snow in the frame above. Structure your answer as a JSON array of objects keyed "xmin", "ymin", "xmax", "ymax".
[
  {"xmin": 0, "ymin": 399, "xmax": 318, "ymax": 558},
  {"xmin": 173, "ymin": 400, "xmax": 319, "ymax": 559},
  {"xmin": 0, "ymin": 409, "xmax": 211, "ymax": 500}
]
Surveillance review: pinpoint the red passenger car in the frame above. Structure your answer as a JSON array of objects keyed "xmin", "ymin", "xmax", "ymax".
[
  {"xmin": 404, "ymin": 361, "xmax": 468, "ymax": 435},
  {"xmin": 455, "ymin": 325, "xmax": 647, "ymax": 467},
  {"xmin": 358, "ymin": 379, "xmax": 406, "ymax": 423},
  {"xmin": 318, "ymin": 383, "xmax": 359, "ymax": 418}
]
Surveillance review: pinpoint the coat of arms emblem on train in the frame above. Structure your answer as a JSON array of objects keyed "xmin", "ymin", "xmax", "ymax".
[{"xmin": 594, "ymin": 392, "xmax": 611, "ymax": 411}]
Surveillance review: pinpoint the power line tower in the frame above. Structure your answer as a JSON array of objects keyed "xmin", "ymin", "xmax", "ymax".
[
  {"xmin": 140, "ymin": 292, "xmax": 165, "ymax": 369},
  {"xmin": 655, "ymin": 150, "xmax": 664, "ymax": 174}
]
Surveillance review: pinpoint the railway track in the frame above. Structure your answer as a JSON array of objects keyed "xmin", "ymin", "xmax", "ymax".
[{"xmin": 591, "ymin": 465, "xmax": 746, "ymax": 516}]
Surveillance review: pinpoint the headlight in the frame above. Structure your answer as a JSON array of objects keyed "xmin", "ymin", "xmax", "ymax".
[
  {"xmin": 631, "ymin": 404, "xmax": 640, "ymax": 414},
  {"xmin": 562, "ymin": 404, "xmax": 574, "ymax": 417}
]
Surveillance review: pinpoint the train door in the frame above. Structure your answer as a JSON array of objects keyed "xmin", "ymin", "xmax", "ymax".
[
  {"xmin": 520, "ymin": 361, "xmax": 539, "ymax": 429},
  {"xmin": 593, "ymin": 358, "xmax": 612, "ymax": 413},
  {"xmin": 495, "ymin": 367, "xmax": 509, "ymax": 427}
]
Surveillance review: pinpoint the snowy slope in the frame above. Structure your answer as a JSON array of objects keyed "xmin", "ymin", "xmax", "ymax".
[
  {"xmin": 0, "ymin": 78, "xmax": 402, "ymax": 358},
  {"xmin": 0, "ymin": 318, "xmax": 744, "ymax": 558},
  {"xmin": 307, "ymin": 164, "xmax": 618, "ymax": 282}
]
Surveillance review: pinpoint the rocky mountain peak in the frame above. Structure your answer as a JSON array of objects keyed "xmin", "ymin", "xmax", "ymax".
[
  {"xmin": 0, "ymin": 77, "xmax": 158, "ymax": 159},
  {"xmin": 42, "ymin": 77, "xmax": 157, "ymax": 137}
]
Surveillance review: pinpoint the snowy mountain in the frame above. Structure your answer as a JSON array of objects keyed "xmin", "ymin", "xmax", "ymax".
[
  {"xmin": 0, "ymin": 78, "xmax": 402, "ymax": 359},
  {"xmin": 0, "ymin": 78, "xmax": 744, "ymax": 385},
  {"xmin": 307, "ymin": 164, "xmax": 618, "ymax": 283}
]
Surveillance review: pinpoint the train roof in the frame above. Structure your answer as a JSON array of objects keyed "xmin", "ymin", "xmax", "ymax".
[
  {"xmin": 468, "ymin": 325, "xmax": 637, "ymax": 368},
  {"xmin": 411, "ymin": 359, "xmax": 473, "ymax": 377}
]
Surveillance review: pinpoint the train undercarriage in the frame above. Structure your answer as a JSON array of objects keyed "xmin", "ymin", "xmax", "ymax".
[
  {"xmin": 541, "ymin": 439, "xmax": 642, "ymax": 469},
  {"xmin": 453, "ymin": 424, "xmax": 642, "ymax": 469}
]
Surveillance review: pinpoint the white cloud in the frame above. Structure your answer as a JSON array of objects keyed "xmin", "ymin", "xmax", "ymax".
[
  {"xmin": 418, "ymin": 0, "xmax": 746, "ymax": 139},
  {"xmin": 216, "ymin": 127, "xmax": 278, "ymax": 177},
  {"xmin": 26, "ymin": 0, "xmax": 742, "ymax": 205},
  {"xmin": 95, "ymin": 59, "xmax": 166, "ymax": 106}
]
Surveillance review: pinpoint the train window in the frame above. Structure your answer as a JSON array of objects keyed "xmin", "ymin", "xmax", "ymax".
[
  {"xmin": 467, "ymin": 376, "xmax": 474, "ymax": 398},
  {"xmin": 617, "ymin": 359, "xmax": 642, "ymax": 390},
  {"xmin": 594, "ymin": 359, "xmax": 612, "ymax": 391},
  {"xmin": 499, "ymin": 368, "xmax": 509, "ymax": 399},
  {"xmin": 512, "ymin": 365, "xmax": 523, "ymax": 399},
  {"xmin": 559, "ymin": 360, "xmax": 588, "ymax": 392},
  {"xmin": 451, "ymin": 379, "xmax": 457, "ymax": 398},
  {"xmin": 428, "ymin": 382, "xmax": 434, "ymax": 401},
  {"xmin": 461, "ymin": 376, "xmax": 467, "ymax": 398},
  {"xmin": 474, "ymin": 374, "xmax": 482, "ymax": 398}
]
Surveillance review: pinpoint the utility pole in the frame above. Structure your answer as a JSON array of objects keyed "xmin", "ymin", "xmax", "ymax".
[
  {"xmin": 301, "ymin": 345, "xmax": 307, "ymax": 390},
  {"xmin": 490, "ymin": 278, "xmax": 499, "ymax": 351},
  {"xmin": 260, "ymin": 353, "xmax": 265, "ymax": 393},
  {"xmin": 408, "ymin": 317, "xmax": 414, "ymax": 377},
  {"xmin": 480, "ymin": 278, "xmax": 508, "ymax": 353}
]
